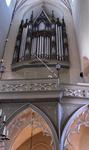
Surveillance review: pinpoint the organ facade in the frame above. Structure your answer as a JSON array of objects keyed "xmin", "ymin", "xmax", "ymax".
[{"xmin": 12, "ymin": 9, "xmax": 69, "ymax": 69}]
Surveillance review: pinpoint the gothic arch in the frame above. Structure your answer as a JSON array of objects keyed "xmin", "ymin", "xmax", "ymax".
[
  {"xmin": 61, "ymin": 105, "xmax": 89, "ymax": 150},
  {"xmin": 0, "ymin": 104, "xmax": 59, "ymax": 150}
]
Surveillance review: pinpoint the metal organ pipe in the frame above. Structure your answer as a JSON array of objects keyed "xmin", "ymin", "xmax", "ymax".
[
  {"xmin": 43, "ymin": 36, "xmax": 45, "ymax": 57},
  {"xmin": 51, "ymin": 35, "xmax": 55, "ymax": 56},
  {"xmin": 41, "ymin": 36, "xmax": 44, "ymax": 58},
  {"xmin": 60, "ymin": 26, "xmax": 63, "ymax": 60},
  {"xmin": 37, "ymin": 36, "xmax": 40, "ymax": 57},
  {"xmin": 36, "ymin": 37, "xmax": 38, "ymax": 56},
  {"xmin": 34, "ymin": 37, "xmax": 36, "ymax": 55},
  {"xmin": 56, "ymin": 24, "xmax": 63, "ymax": 61},
  {"xmin": 31, "ymin": 38, "xmax": 34, "ymax": 57},
  {"xmin": 46, "ymin": 37, "xmax": 49, "ymax": 58},
  {"xmin": 24, "ymin": 24, "xmax": 32, "ymax": 60},
  {"xmin": 19, "ymin": 26, "xmax": 28, "ymax": 61},
  {"xmin": 58, "ymin": 26, "xmax": 61, "ymax": 60},
  {"xmin": 41, "ymin": 36, "xmax": 42, "ymax": 57},
  {"xmin": 13, "ymin": 21, "xmax": 23, "ymax": 63},
  {"xmin": 44, "ymin": 37, "xmax": 47, "ymax": 57},
  {"xmin": 40, "ymin": 36, "xmax": 42, "ymax": 57},
  {"xmin": 39, "ymin": 36, "xmax": 41, "ymax": 56},
  {"xmin": 37, "ymin": 36, "xmax": 39, "ymax": 56},
  {"xmin": 48, "ymin": 37, "xmax": 50, "ymax": 58},
  {"xmin": 41, "ymin": 36, "xmax": 43, "ymax": 57},
  {"xmin": 56, "ymin": 24, "xmax": 58, "ymax": 60}
]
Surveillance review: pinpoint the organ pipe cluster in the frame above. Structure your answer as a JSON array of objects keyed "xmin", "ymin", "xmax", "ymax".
[{"xmin": 12, "ymin": 10, "xmax": 69, "ymax": 64}]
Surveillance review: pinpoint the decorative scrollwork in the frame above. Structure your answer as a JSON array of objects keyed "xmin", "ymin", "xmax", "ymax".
[
  {"xmin": 64, "ymin": 106, "xmax": 89, "ymax": 150},
  {"xmin": 0, "ymin": 79, "xmax": 89, "ymax": 99},
  {"xmin": 7, "ymin": 108, "xmax": 54, "ymax": 148},
  {"xmin": 0, "ymin": 79, "xmax": 58, "ymax": 92},
  {"xmin": 64, "ymin": 88, "xmax": 86, "ymax": 97}
]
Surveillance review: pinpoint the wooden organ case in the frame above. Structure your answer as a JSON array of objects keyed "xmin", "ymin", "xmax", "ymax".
[{"xmin": 12, "ymin": 10, "xmax": 69, "ymax": 70}]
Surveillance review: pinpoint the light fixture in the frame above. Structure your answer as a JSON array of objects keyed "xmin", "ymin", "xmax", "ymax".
[
  {"xmin": 0, "ymin": 59, "xmax": 6, "ymax": 79},
  {"xmin": 0, "ymin": 108, "xmax": 9, "ymax": 141}
]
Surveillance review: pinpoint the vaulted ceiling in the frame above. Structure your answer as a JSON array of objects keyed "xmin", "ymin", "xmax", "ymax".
[
  {"xmin": 13, "ymin": 0, "xmax": 72, "ymax": 18},
  {"xmin": 14, "ymin": 0, "xmax": 72, "ymax": 12}
]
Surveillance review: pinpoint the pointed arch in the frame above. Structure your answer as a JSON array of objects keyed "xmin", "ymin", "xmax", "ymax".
[
  {"xmin": 61, "ymin": 105, "xmax": 89, "ymax": 150},
  {"xmin": 0, "ymin": 104, "xmax": 59, "ymax": 150}
]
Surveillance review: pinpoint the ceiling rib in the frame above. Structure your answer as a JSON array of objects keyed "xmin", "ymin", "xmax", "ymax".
[{"xmin": 15, "ymin": 0, "xmax": 72, "ymax": 15}]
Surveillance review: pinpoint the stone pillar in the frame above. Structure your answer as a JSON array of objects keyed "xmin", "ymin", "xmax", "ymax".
[{"xmin": 58, "ymin": 102, "xmax": 63, "ymax": 150}]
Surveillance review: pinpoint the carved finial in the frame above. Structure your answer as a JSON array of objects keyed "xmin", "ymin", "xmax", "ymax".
[
  {"xmin": 20, "ymin": 19, "xmax": 24, "ymax": 28},
  {"xmin": 57, "ymin": 18, "xmax": 59, "ymax": 22},
  {"xmin": 52, "ymin": 10, "xmax": 54, "ymax": 19},
  {"xmin": 56, "ymin": 18, "xmax": 61, "ymax": 26},
  {"xmin": 62, "ymin": 17, "xmax": 65, "ymax": 26},
  {"xmin": 21, "ymin": 19, "xmax": 24, "ymax": 26},
  {"xmin": 62, "ymin": 17, "xmax": 64, "ymax": 22},
  {"xmin": 42, "ymin": 1, "xmax": 45, "ymax": 9},
  {"xmin": 30, "ymin": 11, "xmax": 33, "ymax": 22}
]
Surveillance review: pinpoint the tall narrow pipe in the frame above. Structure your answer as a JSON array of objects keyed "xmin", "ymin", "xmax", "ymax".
[
  {"xmin": 41, "ymin": 36, "xmax": 44, "ymax": 58},
  {"xmin": 20, "ymin": 26, "xmax": 28, "ymax": 61},
  {"xmin": 34, "ymin": 37, "xmax": 36, "ymax": 54},
  {"xmin": 31, "ymin": 38, "xmax": 35, "ymax": 56},
  {"xmin": 48, "ymin": 37, "xmax": 50, "ymax": 58},
  {"xmin": 37, "ymin": 36, "xmax": 40, "ymax": 57},
  {"xmin": 46, "ymin": 37, "xmax": 49, "ymax": 57},
  {"xmin": 56, "ymin": 24, "xmax": 59, "ymax": 60},
  {"xmin": 44, "ymin": 37, "xmax": 47, "ymax": 57},
  {"xmin": 60, "ymin": 26, "xmax": 63, "ymax": 60},
  {"xmin": 58, "ymin": 26, "xmax": 62, "ymax": 60},
  {"xmin": 39, "ymin": 36, "xmax": 42, "ymax": 57}
]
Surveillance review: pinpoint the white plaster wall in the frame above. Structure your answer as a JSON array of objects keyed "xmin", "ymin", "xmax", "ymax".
[
  {"xmin": 0, "ymin": 0, "xmax": 16, "ymax": 59},
  {"xmin": 71, "ymin": 0, "xmax": 89, "ymax": 81}
]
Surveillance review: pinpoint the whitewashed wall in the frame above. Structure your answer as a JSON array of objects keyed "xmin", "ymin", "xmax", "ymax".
[
  {"xmin": 0, "ymin": 0, "xmax": 16, "ymax": 59},
  {"xmin": 71, "ymin": 0, "xmax": 89, "ymax": 81}
]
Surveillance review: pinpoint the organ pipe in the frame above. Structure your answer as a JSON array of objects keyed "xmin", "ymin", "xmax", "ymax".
[
  {"xmin": 58, "ymin": 26, "xmax": 62, "ymax": 60},
  {"xmin": 60, "ymin": 26, "xmax": 64, "ymax": 60},
  {"xmin": 19, "ymin": 26, "xmax": 28, "ymax": 61},
  {"xmin": 48, "ymin": 38, "xmax": 50, "ymax": 58},
  {"xmin": 44, "ymin": 37, "xmax": 47, "ymax": 57},
  {"xmin": 41, "ymin": 36, "xmax": 43, "ymax": 57},
  {"xmin": 36, "ymin": 36, "xmax": 38, "ymax": 56},
  {"xmin": 39, "ymin": 36, "xmax": 41, "ymax": 57},
  {"xmin": 46, "ymin": 37, "xmax": 49, "ymax": 57},
  {"xmin": 56, "ymin": 24, "xmax": 58, "ymax": 60},
  {"xmin": 13, "ymin": 20, "xmax": 24, "ymax": 63}
]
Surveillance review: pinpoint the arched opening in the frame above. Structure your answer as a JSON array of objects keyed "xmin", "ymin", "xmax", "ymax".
[
  {"xmin": 61, "ymin": 105, "xmax": 89, "ymax": 150},
  {"xmin": 1, "ymin": 104, "xmax": 58, "ymax": 150},
  {"xmin": 65, "ymin": 125, "xmax": 89, "ymax": 150}
]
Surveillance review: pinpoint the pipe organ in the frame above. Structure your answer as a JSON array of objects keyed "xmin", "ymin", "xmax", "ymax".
[{"xmin": 12, "ymin": 10, "xmax": 69, "ymax": 65}]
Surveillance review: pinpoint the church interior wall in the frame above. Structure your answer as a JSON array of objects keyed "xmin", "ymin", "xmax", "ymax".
[
  {"xmin": 0, "ymin": 1, "xmax": 89, "ymax": 150},
  {"xmin": 1, "ymin": 1, "xmax": 81, "ymax": 84}
]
